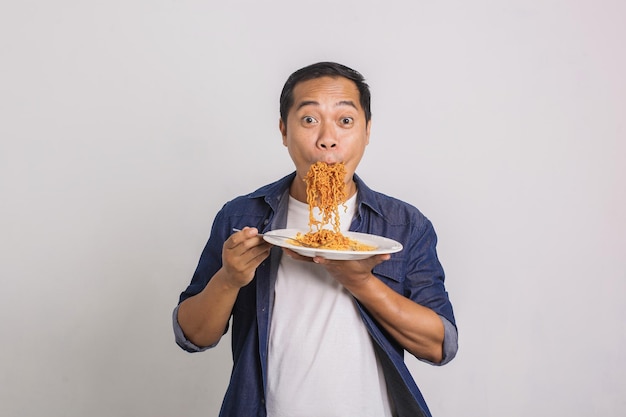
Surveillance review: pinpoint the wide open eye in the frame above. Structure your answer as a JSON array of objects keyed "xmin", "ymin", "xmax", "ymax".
[
  {"xmin": 340, "ymin": 117, "xmax": 354, "ymax": 126},
  {"xmin": 303, "ymin": 116, "xmax": 318, "ymax": 124}
]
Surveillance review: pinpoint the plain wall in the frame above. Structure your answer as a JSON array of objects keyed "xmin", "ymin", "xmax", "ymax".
[{"xmin": 1, "ymin": 1, "xmax": 624, "ymax": 416}]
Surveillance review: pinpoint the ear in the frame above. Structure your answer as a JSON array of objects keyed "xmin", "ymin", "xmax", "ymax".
[
  {"xmin": 279, "ymin": 118, "xmax": 288, "ymax": 146},
  {"xmin": 365, "ymin": 120, "xmax": 372, "ymax": 145}
]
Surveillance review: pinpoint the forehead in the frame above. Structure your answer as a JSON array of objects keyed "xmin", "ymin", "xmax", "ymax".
[{"xmin": 290, "ymin": 76, "xmax": 362, "ymax": 111}]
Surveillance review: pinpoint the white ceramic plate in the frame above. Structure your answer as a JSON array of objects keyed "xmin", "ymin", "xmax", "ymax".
[{"xmin": 263, "ymin": 229, "xmax": 403, "ymax": 260}]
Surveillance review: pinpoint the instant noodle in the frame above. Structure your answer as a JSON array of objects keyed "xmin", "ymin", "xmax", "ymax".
[{"xmin": 294, "ymin": 162, "xmax": 375, "ymax": 251}]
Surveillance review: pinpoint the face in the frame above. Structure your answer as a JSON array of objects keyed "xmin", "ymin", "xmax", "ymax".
[{"xmin": 279, "ymin": 76, "xmax": 371, "ymax": 202}]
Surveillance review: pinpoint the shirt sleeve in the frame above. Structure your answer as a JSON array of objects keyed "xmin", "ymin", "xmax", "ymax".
[
  {"xmin": 172, "ymin": 305, "xmax": 216, "ymax": 353},
  {"xmin": 419, "ymin": 315, "xmax": 458, "ymax": 366}
]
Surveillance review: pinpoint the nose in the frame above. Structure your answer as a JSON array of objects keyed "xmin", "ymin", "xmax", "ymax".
[{"xmin": 316, "ymin": 123, "xmax": 338, "ymax": 150}]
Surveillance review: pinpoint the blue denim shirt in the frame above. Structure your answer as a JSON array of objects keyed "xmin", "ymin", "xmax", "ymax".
[{"xmin": 174, "ymin": 172, "xmax": 457, "ymax": 417}]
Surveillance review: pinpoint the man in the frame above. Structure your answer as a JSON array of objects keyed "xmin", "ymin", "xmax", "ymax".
[{"xmin": 173, "ymin": 62, "xmax": 458, "ymax": 417}]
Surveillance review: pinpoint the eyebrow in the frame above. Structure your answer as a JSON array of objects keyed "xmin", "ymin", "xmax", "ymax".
[{"xmin": 295, "ymin": 100, "xmax": 359, "ymax": 111}]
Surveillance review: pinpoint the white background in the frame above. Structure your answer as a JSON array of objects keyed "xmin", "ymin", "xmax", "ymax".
[{"xmin": 1, "ymin": 1, "xmax": 624, "ymax": 416}]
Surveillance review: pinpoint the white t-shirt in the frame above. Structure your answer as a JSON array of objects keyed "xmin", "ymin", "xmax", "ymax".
[{"xmin": 266, "ymin": 194, "xmax": 393, "ymax": 417}]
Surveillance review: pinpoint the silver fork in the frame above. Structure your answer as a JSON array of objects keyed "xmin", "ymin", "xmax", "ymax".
[{"xmin": 232, "ymin": 228, "xmax": 315, "ymax": 247}]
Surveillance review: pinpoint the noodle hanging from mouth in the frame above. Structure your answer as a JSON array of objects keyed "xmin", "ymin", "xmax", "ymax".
[{"xmin": 294, "ymin": 162, "xmax": 375, "ymax": 251}]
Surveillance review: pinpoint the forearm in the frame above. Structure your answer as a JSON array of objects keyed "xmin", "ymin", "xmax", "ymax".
[
  {"xmin": 346, "ymin": 275, "xmax": 445, "ymax": 363},
  {"xmin": 177, "ymin": 268, "xmax": 240, "ymax": 348},
  {"xmin": 177, "ymin": 228, "xmax": 271, "ymax": 348}
]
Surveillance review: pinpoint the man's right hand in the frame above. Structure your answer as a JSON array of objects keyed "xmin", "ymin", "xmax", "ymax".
[{"xmin": 222, "ymin": 227, "xmax": 272, "ymax": 288}]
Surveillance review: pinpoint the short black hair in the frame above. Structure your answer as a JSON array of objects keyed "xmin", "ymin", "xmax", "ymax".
[{"xmin": 279, "ymin": 62, "xmax": 371, "ymax": 124}]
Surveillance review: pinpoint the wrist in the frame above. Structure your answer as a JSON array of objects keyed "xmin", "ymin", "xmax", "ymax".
[
  {"xmin": 343, "ymin": 272, "xmax": 380, "ymax": 299},
  {"xmin": 214, "ymin": 268, "xmax": 245, "ymax": 292}
]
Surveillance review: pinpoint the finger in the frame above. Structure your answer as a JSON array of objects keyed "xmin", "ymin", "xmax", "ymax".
[
  {"xmin": 283, "ymin": 248, "xmax": 315, "ymax": 263},
  {"xmin": 230, "ymin": 240, "xmax": 271, "ymax": 265},
  {"xmin": 240, "ymin": 226, "xmax": 260, "ymax": 237},
  {"xmin": 227, "ymin": 227, "xmax": 262, "ymax": 250}
]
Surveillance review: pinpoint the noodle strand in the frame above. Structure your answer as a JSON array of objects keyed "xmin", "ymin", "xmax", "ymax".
[{"xmin": 294, "ymin": 162, "xmax": 375, "ymax": 251}]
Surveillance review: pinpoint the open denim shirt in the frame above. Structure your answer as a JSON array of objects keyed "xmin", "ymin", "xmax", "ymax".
[{"xmin": 174, "ymin": 172, "xmax": 457, "ymax": 417}]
